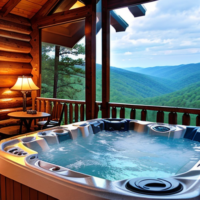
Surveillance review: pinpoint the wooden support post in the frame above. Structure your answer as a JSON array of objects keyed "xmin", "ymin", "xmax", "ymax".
[
  {"xmin": 30, "ymin": 27, "xmax": 41, "ymax": 111},
  {"xmin": 102, "ymin": 0, "xmax": 110, "ymax": 118},
  {"xmin": 85, "ymin": 0, "xmax": 96, "ymax": 120},
  {"xmin": 0, "ymin": 0, "xmax": 21, "ymax": 17}
]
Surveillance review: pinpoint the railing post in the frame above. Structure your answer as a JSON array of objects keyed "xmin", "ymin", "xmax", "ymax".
[
  {"xmin": 169, "ymin": 112, "xmax": 177, "ymax": 124},
  {"xmin": 130, "ymin": 108, "xmax": 136, "ymax": 119},
  {"xmin": 102, "ymin": 0, "xmax": 110, "ymax": 118},
  {"xmin": 85, "ymin": 0, "xmax": 96, "ymax": 120},
  {"xmin": 120, "ymin": 107, "xmax": 125, "ymax": 118},
  {"xmin": 112, "ymin": 107, "xmax": 116, "ymax": 118},
  {"xmin": 157, "ymin": 111, "xmax": 164, "ymax": 123},
  {"xmin": 182, "ymin": 113, "xmax": 190, "ymax": 126},
  {"xmin": 141, "ymin": 109, "xmax": 147, "ymax": 121}
]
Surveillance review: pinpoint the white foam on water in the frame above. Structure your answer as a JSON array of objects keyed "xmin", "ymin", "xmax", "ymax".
[{"xmin": 39, "ymin": 131, "xmax": 200, "ymax": 181}]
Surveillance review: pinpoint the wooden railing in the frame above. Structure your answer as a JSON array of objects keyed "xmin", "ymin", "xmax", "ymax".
[
  {"xmin": 108, "ymin": 103, "xmax": 200, "ymax": 126},
  {"xmin": 35, "ymin": 97, "xmax": 200, "ymax": 126},
  {"xmin": 36, "ymin": 97, "xmax": 86, "ymax": 124}
]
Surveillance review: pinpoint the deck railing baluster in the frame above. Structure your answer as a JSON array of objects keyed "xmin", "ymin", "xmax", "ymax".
[
  {"xmin": 95, "ymin": 103, "xmax": 99, "ymax": 118},
  {"xmin": 69, "ymin": 103, "xmax": 73, "ymax": 123},
  {"xmin": 157, "ymin": 111, "xmax": 164, "ymax": 123},
  {"xmin": 196, "ymin": 114, "xmax": 200, "ymax": 126},
  {"xmin": 120, "ymin": 107, "xmax": 125, "ymax": 118},
  {"xmin": 130, "ymin": 108, "xmax": 136, "ymax": 119},
  {"xmin": 141, "ymin": 109, "xmax": 147, "ymax": 121},
  {"xmin": 182, "ymin": 113, "xmax": 190, "ymax": 126},
  {"xmin": 75, "ymin": 104, "xmax": 78, "ymax": 122},
  {"xmin": 64, "ymin": 103, "xmax": 68, "ymax": 125},
  {"xmin": 112, "ymin": 107, "xmax": 117, "ymax": 118},
  {"xmin": 36, "ymin": 99, "xmax": 40, "ymax": 112},
  {"xmin": 80, "ymin": 104, "xmax": 84, "ymax": 121},
  {"xmin": 169, "ymin": 112, "xmax": 177, "ymax": 125}
]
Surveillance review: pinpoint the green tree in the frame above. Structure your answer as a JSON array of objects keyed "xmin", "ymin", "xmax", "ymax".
[{"xmin": 41, "ymin": 43, "xmax": 85, "ymax": 100}]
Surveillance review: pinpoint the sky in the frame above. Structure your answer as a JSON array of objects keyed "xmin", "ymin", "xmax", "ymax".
[
  {"xmin": 105, "ymin": 0, "xmax": 200, "ymax": 68},
  {"xmin": 48, "ymin": 0, "xmax": 200, "ymax": 69}
]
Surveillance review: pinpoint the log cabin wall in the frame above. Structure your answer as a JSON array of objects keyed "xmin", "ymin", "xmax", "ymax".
[{"xmin": 0, "ymin": 14, "xmax": 33, "ymax": 120}]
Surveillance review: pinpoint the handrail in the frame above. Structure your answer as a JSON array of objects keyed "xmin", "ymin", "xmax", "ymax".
[
  {"xmin": 109, "ymin": 102, "xmax": 200, "ymax": 115},
  {"xmin": 35, "ymin": 97, "xmax": 200, "ymax": 126},
  {"xmin": 36, "ymin": 97, "xmax": 86, "ymax": 104}
]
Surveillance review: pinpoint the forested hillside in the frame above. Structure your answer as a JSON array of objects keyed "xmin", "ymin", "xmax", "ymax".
[
  {"xmin": 134, "ymin": 81, "xmax": 200, "ymax": 108},
  {"xmin": 96, "ymin": 64, "xmax": 174, "ymax": 102},
  {"xmin": 125, "ymin": 63, "xmax": 200, "ymax": 80},
  {"xmin": 41, "ymin": 43, "xmax": 200, "ymax": 124}
]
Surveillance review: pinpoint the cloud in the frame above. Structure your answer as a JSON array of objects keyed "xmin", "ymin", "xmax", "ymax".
[
  {"xmin": 110, "ymin": 0, "xmax": 200, "ymax": 68},
  {"xmin": 124, "ymin": 52, "xmax": 132, "ymax": 55}
]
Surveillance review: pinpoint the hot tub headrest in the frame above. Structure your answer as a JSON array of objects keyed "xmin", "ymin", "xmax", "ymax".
[
  {"xmin": 184, "ymin": 127, "xmax": 200, "ymax": 142},
  {"xmin": 104, "ymin": 118, "xmax": 130, "ymax": 131},
  {"xmin": 89, "ymin": 120, "xmax": 105, "ymax": 134}
]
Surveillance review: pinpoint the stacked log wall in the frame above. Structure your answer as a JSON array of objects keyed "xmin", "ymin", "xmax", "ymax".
[{"xmin": 0, "ymin": 14, "xmax": 33, "ymax": 120}]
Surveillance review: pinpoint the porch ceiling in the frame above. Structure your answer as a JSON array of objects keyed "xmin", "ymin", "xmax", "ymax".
[{"xmin": 0, "ymin": 0, "xmax": 149, "ymax": 49}]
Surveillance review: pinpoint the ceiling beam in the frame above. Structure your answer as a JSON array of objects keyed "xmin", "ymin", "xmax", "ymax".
[
  {"xmin": 34, "ymin": 6, "xmax": 92, "ymax": 29},
  {"xmin": 0, "ymin": 0, "xmax": 21, "ymax": 17},
  {"xmin": 31, "ymin": 0, "xmax": 62, "ymax": 23},
  {"xmin": 80, "ymin": 0, "xmax": 91, "ymax": 5},
  {"xmin": 107, "ymin": 0, "xmax": 157, "ymax": 10}
]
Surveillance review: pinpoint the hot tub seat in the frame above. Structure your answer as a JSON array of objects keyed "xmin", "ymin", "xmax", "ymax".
[{"xmin": 104, "ymin": 118, "xmax": 130, "ymax": 131}]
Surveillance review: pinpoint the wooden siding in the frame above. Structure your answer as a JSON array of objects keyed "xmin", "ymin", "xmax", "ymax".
[
  {"xmin": 0, "ymin": 14, "xmax": 33, "ymax": 120},
  {"xmin": 0, "ymin": 174, "xmax": 57, "ymax": 200}
]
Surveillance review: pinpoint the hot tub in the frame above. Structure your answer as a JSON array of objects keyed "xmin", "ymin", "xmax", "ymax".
[{"xmin": 1, "ymin": 119, "xmax": 200, "ymax": 200}]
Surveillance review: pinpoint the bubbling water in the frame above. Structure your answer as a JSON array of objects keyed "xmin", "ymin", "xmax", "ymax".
[{"xmin": 38, "ymin": 131, "xmax": 200, "ymax": 181}]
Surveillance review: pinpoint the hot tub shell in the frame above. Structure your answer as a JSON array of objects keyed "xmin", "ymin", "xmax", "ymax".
[{"xmin": 0, "ymin": 119, "xmax": 200, "ymax": 200}]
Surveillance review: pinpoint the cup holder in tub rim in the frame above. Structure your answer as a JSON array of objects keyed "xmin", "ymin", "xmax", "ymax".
[
  {"xmin": 52, "ymin": 129, "xmax": 70, "ymax": 135},
  {"xmin": 21, "ymin": 136, "xmax": 36, "ymax": 143},
  {"xmin": 7, "ymin": 147, "xmax": 28, "ymax": 156},
  {"xmin": 38, "ymin": 131, "xmax": 55, "ymax": 137},
  {"xmin": 148, "ymin": 124, "xmax": 177, "ymax": 133}
]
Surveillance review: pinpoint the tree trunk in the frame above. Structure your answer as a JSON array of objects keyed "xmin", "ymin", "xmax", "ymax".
[{"xmin": 53, "ymin": 45, "xmax": 60, "ymax": 98}]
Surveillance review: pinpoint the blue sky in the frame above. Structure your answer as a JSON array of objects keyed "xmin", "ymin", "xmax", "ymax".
[{"xmin": 104, "ymin": 0, "xmax": 200, "ymax": 68}]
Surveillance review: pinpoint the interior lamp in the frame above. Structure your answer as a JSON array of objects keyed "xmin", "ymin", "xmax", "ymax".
[{"xmin": 11, "ymin": 76, "xmax": 39, "ymax": 111}]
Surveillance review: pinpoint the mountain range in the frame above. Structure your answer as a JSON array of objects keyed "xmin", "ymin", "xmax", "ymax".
[{"xmin": 95, "ymin": 63, "xmax": 200, "ymax": 105}]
